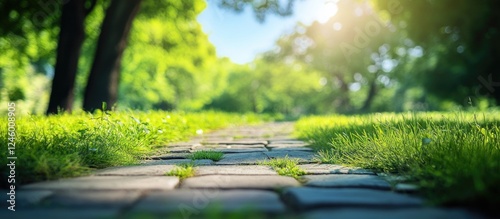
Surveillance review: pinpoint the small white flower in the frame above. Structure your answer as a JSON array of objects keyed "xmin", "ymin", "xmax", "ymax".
[{"xmin": 196, "ymin": 129, "xmax": 203, "ymax": 135}]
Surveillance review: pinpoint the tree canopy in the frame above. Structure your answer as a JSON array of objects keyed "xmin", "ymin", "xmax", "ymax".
[
  {"xmin": 0, "ymin": 0, "xmax": 498, "ymax": 115},
  {"xmin": 371, "ymin": 0, "xmax": 500, "ymax": 105}
]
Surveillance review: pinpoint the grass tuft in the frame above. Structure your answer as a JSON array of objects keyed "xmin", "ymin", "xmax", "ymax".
[
  {"xmin": 165, "ymin": 162, "xmax": 195, "ymax": 179},
  {"xmin": 188, "ymin": 150, "xmax": 224, "ymax": 161},
  {"xmin": 261, "ymin": 156, "xmax": 305, "ymax": 178}
]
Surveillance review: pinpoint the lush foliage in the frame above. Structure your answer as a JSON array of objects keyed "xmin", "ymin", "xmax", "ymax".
[
  {"xmin": 371, "ymin": 0, "xmax": 500, "ymax": 105},
  {"xmin": 0, "ymin": 0, "xmax": 303, "ymax": 115},
  {"xmin": 2, "ymin": 0, "xmax": 498, "ymax": 115},
  {"xmin": 119, "ymin": 0, "xmax": 219, "ymax": 110},
  {"xmin": 295, "ymin": 111, "xmax": 500, "ymax": 209},
  {"xmin": 205, "ymin": 58, "xmax": 323, "ymax": 115},
  {"xmin": 255, "ymin": 0, "xmax": 498, "ymax": 113},
  {"xmin": 0, "ymin": 110, "xmax": 264, "ymax": 186},
  {"xmin": 0, "ymin": 0, "xmax": 216, "ymax": 113}
]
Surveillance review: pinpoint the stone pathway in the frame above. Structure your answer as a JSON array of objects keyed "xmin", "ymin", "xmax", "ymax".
[{"xmin": 1, "ymin": 122, "xmax": 486, "ymax": 219}]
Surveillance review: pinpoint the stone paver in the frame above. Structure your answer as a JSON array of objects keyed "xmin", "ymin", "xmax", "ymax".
[
  {"xmin": 215, "ymin": 152, "xmax": 269, "ymax": 165},
  {"xmin": 264, "ymin": 151, "xmax": 316, "ymax": 163},
  {"xmin": 265, "ymin": 136, "xmax": 295, "ymax": 141},
  {"xmin": 394, "ymin": 183, "xmax": 419, "ymax": 193},
  {"xmin": 41, "ymin": 190, "xmax": 142, "ymax": 208},
  {"xmin": 303, "ymin": 208, "xmax": 484, "ymax": 219},
  {"xmin": 141, "ymin": 159, "xmax": 214, "ymax": 166},
  {"xmin": 160, "ymin": 143, "xmax": 198, "ymax": 153},
  {"xmin": 0, "ymin": 209, "xmax": 119, "ymax": 219},
  {"xmin": 331, "ymin": 168, "xmax": 375, "ymax": 175},
  {"xmin": 22, "ymin": 176, "xmax": 179, "ymax": 190},
  {"xmin": 269, "ymin": 140, "xmax": 307, "ymax": 144},
  {"xmin": 195, "ymin": 165, "xmax": 278, "ymax": 176},
  {"xmin": 0, "ymin": 190, "xmax": 53, "ymax": 207},
  {"xmin": 162, "ymin": 147, "xmax": 192, "ymax": 153},
  {"xmin": 149, "ymin": 153, "xmax": 190, "ymax": 159},
  {"xmin": 201, "ymin": 140, "xmax": 268, "ymax": 145},
  {"xmin": 206, "ymin": 148, "xmax": 269, "ymax": 153},
  {"xmin": 181, "ymin": 175, "xmax": 300, "ymax": 189},
  {"xmin": 302, "ymin": 175, "xmax": 392, "ymax": 190},
  {"xmin": 298, "ymin": 164, "xmax": 375, "ymax": 175},
  {"xmin": 298, "ymin": 164, "xmax": 344, "ymax": 174},
  {"xmin": 266, "ymin": 143, "xmax": 310, "ymax": 148},
  {"xmin": 129, "ymin": 189, "xmax": 286, "ymax": 216},
  {"xmin": 95, "ymin": 165, "xmax": 177, "ymax": 176},
  {"xmin": 270, "ymin": 147, "xmax": 314, "ymax": 151},
  {"xmin": 191, "ymin": 144, "xmax": 268, "ymax": 153},
  {"xmin": 194, "ymin": 144, "xmax": 266, "ymax": 149},
  {"xmin": 283, "ymin": 187, "xmax": 423, "ymax": 210}
]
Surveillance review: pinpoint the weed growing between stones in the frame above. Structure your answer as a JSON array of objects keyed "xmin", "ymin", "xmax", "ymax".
[
  {"xmin": 261, "ymin": 156, "xmax": 305, "ymax": 179},
  {"xmin": 166, "ymin": 162, "xmax": 195, "ymax": 179},
  {"xmin": 188, "ymin": 150, "xmax": 224, "ymax": 161}
]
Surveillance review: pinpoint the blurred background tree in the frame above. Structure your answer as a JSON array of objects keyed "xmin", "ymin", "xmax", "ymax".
[
  {"xmin": 205, "ymin": 57, "xmax": 322, "ymax": 115},
  {"xmin": 0, "ymin": 0, "xmax": 497, "ymax": 115},
  {"xmin": 371, "ymin": 0, "xmax": 500, "ymax": 107},
  {"xmin": 0, "ymin": 0, "xmax": 295, "ymax": 114},
  {"xmin": 264, "ymin": 1, "xmax": 402, "ymax": 113}
]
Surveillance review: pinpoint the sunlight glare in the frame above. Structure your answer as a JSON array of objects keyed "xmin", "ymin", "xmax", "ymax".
[{"xmin": 316, "ymin": 1, "xmax": 339, "ymax": 24}]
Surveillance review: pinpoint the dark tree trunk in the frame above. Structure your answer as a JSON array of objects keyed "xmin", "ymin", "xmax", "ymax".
[
  {"xmin": 333, "ymin": 73, "xmax": 351, "ymax": 112},
  {"xmin": 360, "ymin": 77, "xmax": 377, "ymax": 112},
  {"xmin": 46, "ymin": 0, "xmax": 96, "ymax": 114},
  {"xmin": 83, "ymin": 0, "xmax": 142, "ymax": 112}
]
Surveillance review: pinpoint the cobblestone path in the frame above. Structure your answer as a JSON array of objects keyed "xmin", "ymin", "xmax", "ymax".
[{"xmin": 2, "ymin": 122, "xmax": 485, "ymax": 219}]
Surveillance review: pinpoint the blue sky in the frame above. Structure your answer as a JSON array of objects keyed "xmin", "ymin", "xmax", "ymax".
[{"xmin": 197, "ymin": 0, "xmax": 338, "ymax": 64}]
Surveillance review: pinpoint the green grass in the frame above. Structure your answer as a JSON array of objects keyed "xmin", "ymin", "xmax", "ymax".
[
  {"xmin": 165, "ymin": 162, "xmax": 195, "ymax": 179},
  {"xmin": 261, "ymin": 157, "xmax": 305, "ymax": 178},
  {"xmin": 0, "ymin": 110, "xmax": 265, "ymax": 187},
  {"xmin": 188, "ymin": 150, "xmax": 224, "ymax": 161},
  {"xmin": 295, "ymin": 111, "xmax": 500, "ymax": 211}
]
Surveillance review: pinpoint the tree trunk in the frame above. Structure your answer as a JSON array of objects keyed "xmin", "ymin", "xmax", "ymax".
[
  {"xmin": 333, "ymin": 73, "xmax": 351, "ymax": 113},
  {"xmin": 47, "ymin": 0, "xmax": 97, "ymax": 115},
  {"xmin": 46, "ymin": 0, "xmax": 89, "ymax": 114},
  {"xmin": 360, "ymin": 77, "xmax": 377, "ymax": 112},
  {"xmin": 83, "ymin": 0, "xmax": 142, "ymax": 112}
]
